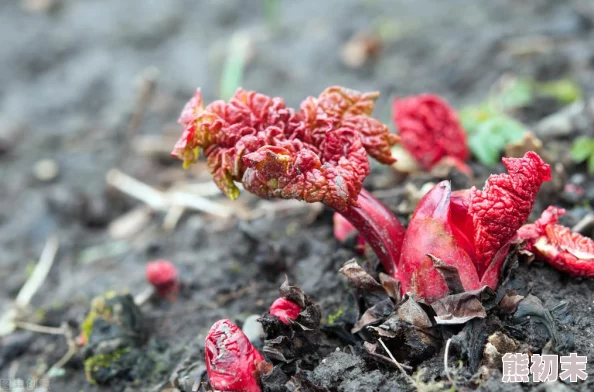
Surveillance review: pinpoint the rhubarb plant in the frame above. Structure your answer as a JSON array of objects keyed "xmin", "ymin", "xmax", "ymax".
[
  {"xmin": 172, "ymin": 87, "xmax": 552, "ymax": 303},
  {"xmin": 398, "ymin": 152, "xmax": 551, "ymax": 302},
  {"xmin": 172, "ymin": 86, "xmax": 404, "ymax": 275}
]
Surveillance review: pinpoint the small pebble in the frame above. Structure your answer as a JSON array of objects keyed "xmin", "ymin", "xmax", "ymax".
[
  {"xmin": 535, "ymin": 101, "xmax": 584, "ymax": 138},
  {"xmin": 33, "ymin": 159, "xmax": 59, "ymax": 182},
  {"xmin": 46, "ymin": 186, "xmax": 88, "ymax": 221},
  {"xmin": 22, "ymin": 0, "xmax": 62, "ymax": 13},
  {"xmin": 242, "ymin": 314, "xmax": 264, "ymax": 344},
  {"xmin": 0, "ymin": 119, "xmax": 25, "ymax": 155},
  {"xmin": 0, "ymin": 332, "xmax": 33, "ymax": 369},
  {"xmin": 84, "ymin": 196, "xmax": 111, "ymax": 227},
  {"xmin": 340, "ymin": 34, "xmax": 381, "ymax": 69},
  {"xmin": 569, "ymin": 173, "xmax": 586, "ymax": 187}
]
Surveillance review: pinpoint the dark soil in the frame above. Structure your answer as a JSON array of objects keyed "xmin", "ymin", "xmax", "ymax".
[{"xmin": 1, "ymin": 1, "xmax": 594, "ymax": 391}]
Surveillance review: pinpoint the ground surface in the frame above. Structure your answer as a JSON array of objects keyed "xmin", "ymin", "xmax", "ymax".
[{"xmin": 1, "ymin": 0, "xmax": 594, "ymax": 391}]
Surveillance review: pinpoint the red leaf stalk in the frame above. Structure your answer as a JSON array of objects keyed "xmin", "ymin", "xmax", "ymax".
[{"xmin": 340, "ymin": 189, "xmax": 405, "ymax": 276}]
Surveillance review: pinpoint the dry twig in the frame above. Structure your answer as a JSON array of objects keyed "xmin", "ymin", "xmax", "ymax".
[
  {"xmin": 443, "ymin": 338, "xmax": 454, "ymax": 384},
  {"xmin": 378, "ymin": 338, "xmax": 415, "ymax": 385},
  {"xmin": 106, "ymin": 168, "xmax": 233, "ymax": 218},
  {"xmin": 0, "ymin": 236, "xmax": 59, "ymax": 337},
  {"xmin": 572, "ymin": 213, "xmax": 594, "ymax": 235}
]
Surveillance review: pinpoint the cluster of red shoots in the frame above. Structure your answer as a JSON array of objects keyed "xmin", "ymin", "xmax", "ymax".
[{"xmin": 172, "ymin": 86, "xmax": 593, "ymax": 391}]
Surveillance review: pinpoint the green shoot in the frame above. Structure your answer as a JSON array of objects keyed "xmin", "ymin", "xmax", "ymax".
[{"xmin": 570, "ymin": 137, "xmax": 594, "ymax": 174}]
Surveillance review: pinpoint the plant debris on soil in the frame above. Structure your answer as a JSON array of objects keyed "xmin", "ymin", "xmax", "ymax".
[{"xmin": 1, "ymin": 1, "xmax": 594, "ymax": 391}]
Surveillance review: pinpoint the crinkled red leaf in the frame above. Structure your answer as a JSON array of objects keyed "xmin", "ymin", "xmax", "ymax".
[
  {"xmin": 241, "ymin": 129, "xmax": 369, "ymax": 211},
  {"xmin": 205, "ymin": 319, "xmax": 265, "ymax": 392},
  {"xmin": 517, "ymin": 206, "xmax": 565, "ymax": 250},
  {"xmin": 468, "ymin": 152, "xmax": 551, "ymax": 277},
  {"xmin": 399, "ymin": 152, "xmax": 551, "ymax": 301},
  {"xmin": 172, "ymin": 87, "xmax": 397, "ymax": 210},
  {"xmin": 399, "ymin": 181, "xmax": 480, "ymax": 303},
  {"xmin": 393, "ymin": 94, "xmax": 469, "ymax": 170},
  {"xmin": 519, "ymin": 207, "xmax": 594, "ymax": 277},
  {"xmin": 301, "ymin": 87, "xmax": 399, "ymax": 164},
  {"xmin": 538, "ymin": 224, "xmax": 594, "ymax": 276},
  {"xmin": 173, "ymin": 89, "xmax": 304, "ymax": 199},
  {"xmin": 269, "ymin": 298, "xmax": 301, "ymax": 325}
]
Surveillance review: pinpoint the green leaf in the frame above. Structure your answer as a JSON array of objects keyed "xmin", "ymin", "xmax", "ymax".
[
  {"xmin": 589, "ymin": 154, "xmax": 594, "ymax": 174},
  {"xmin": 570, "ymin": 137, "xmax": 594, "ymax": 163},
  {"xmin": 468, "ymin": 132, "xmax": 500, "ymax": 166},
  {"xmin": 496, "ymin": 78, "xmax": 533, "ymax": 110},
  {"xmin": 459, "ymin": 104, "xmax": 495, "ymax": 135},
  {"xmin": 537, "ymin": 79, "xmax": 582, "ymax": 104},
  {"xmin": 466, "ymin": 115, "xmax": 528, "ymax": 167}
]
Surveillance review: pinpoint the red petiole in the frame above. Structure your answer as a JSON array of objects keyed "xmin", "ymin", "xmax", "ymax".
[{"xmin": 340, "ymin": 189, "xmax": 405, "ymax": 276}]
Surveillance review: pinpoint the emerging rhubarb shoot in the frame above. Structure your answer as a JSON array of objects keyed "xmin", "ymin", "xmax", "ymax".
[
  {"xmin": 145, "ymin": 259, "xmax": 179, "ymax": 299},
  {"xmin": 398, "ymin": 152, "xmax": 551, "ymax": 302},
  {"xmin": 172, "ymin": 86, "xmax": 404, "ymax": 275},
  {"xmin": 269, "ymin": 297, "xmax": 301, "ymax": 325},
  {"xmin": 205, "ymin": 319, "xmax": 267, "ymax": 392}
]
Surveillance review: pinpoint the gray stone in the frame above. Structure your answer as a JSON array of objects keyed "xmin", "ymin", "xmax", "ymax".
[{"xmin": 242, "ymin": 314, "xmax": 264, "ymax": 344}]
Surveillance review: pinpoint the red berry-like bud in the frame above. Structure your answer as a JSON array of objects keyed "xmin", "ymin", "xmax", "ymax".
[
  {"xmin": 145, "ymin": 260, "xmax": 179, "ymax": 298},
  {"xmin": 269, "ymin": 298, "xmax": 301, "ymax": 325},
  {"xmin": 205, "ymin": 319, "xmax": 265, "ymax": 392}
]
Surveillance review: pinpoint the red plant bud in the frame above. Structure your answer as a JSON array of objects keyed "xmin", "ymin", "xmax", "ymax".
[
  {"xmin": 145, "ymin": 260, "xmax": 179, "ymax": 298},
  {"xmin": 205, "ymin": 319, "xmax": 266, "ymax": 392},
  {"xmin": 398, "ymin": 152, "xmax": 551, "ymax": 302},
  {"xmin": 269, "ymin": 298, "xmax": 301, "ymax": 325},
  {"xmin": 519, "ymin": 206, "xmax": 594, "ymax": 277},
  {"xmin": 393, "ymin": 94, "xmax": 469, "ymax": 171},
  {"xmin": 399, "ymin": 181, "xmax": 480, "ymax": 302}
]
